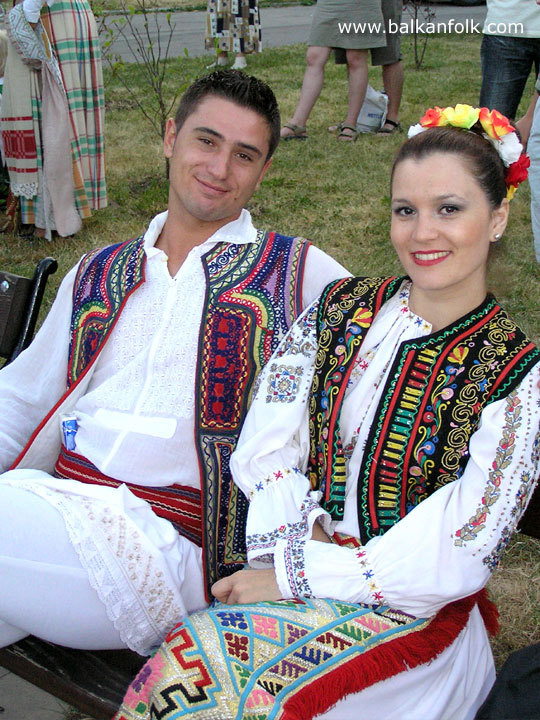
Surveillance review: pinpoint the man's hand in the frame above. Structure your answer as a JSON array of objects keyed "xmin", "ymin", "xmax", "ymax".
[{"xmin": 211, "ymin": 568, "xmax": 282, "ymax": 605}]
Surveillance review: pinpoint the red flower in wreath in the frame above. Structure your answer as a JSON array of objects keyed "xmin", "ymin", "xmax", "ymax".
[
  {"xmin": 505, "ymin": 154, "xmax": 530, "ymax": 188},
  {"xmin": 420, "ymin": 107, "xmax": 445, "ymax": 128}
]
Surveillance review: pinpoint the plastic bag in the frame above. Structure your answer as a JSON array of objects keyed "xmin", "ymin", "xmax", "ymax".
[{"xmin": 356, "ymin": 85, "xmax": 388, "ymax": 133}]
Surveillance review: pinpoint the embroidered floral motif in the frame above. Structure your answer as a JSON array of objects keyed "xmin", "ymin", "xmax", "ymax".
[
  {"xmin": 266, "ymin": 364, "xmax": 304, "ymax": 403},
  {"xmin": 283, "ymin": 539, "xmax": 313, "ymax": 597},
  {"xmin": 274, "ymin": 305, "xmax": 318, "ymax": 359},
  {"xmin": 249, "ymin": 466, "xmax": 302, "ymax": 498},
  {"xmin": 454, "ymin": 392, "xmax": 521, "ymax": 547},
  {"xmin": 356, "ymin": 548, "xmax": 386, "ymax": 604},
  {"xmin": 247, "ymin": 491, "xmax": 319, "ymax": 555}
]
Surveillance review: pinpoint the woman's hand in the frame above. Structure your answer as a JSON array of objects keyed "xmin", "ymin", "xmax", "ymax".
[{"xmin": 211, "ymin": 568, "xmax": 282, "ymax": 605}]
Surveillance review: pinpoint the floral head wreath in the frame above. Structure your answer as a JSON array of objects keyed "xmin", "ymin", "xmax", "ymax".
[{"xmin": 408, "ymin": 104, "xmax": 530, "ymax": 201}]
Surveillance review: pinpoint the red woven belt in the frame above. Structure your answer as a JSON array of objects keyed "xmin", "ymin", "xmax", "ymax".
[{"xmin": 54, "ymin": 446, "xmax": 203, "ymax": 547}]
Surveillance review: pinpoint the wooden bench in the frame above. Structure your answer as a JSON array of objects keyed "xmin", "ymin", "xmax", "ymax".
[{"xmin": 0, "ymin": 258, "xmax": 538, "ymax": 719}]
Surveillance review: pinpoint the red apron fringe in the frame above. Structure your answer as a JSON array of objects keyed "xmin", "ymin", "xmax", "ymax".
[{"xmin": 282, "ymin": 590, "xmax": 490, "ymax": 720}]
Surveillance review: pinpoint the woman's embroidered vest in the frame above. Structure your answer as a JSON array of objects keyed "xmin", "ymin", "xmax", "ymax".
[
  {"xmin": 308, "ymin": 276, "xmax": 539, "ymax": 543},
  {"xmin": 69, "ymin": 231, "xmax": 310, "ymax": 596}
]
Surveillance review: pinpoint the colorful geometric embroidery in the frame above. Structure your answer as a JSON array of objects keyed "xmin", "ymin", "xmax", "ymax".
[
  {"xmin": 308, "ymin": 277, "xmax": 539, "ymax": 543},
  {"xmin": 114, "ymin": 593, "xmax": 489, "ymax": 720},
  {"xmin": 68, "ymin": 237, "xmax": 146, "ymax": 386},
  {"xmin": 195, "ymin": 232, "xmax": 310, "ymax": 597},
  {"xmin": 266, "ymin": 364, "xmax": 304, "ymax": 403}
]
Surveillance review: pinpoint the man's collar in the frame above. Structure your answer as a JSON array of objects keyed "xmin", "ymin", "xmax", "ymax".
[{"xmin": 143, "ymin": 209, "xmax": 258, "ymax": 258}]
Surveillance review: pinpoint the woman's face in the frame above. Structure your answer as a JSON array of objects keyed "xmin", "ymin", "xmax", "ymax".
[{"xmin": 390, "ymin": 152, "xmax": 508, "ymax": 306}]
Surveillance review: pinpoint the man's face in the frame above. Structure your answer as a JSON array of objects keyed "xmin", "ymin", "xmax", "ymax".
[{"xmin": 164, "ymin": 95, "xmax": 273, "ymax": 230}]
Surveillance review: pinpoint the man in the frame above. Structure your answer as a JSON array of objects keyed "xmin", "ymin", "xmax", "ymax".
[
  {"xmin": 479, "ymin": 0, "xmax": 540, "ymax": 120},
  {"xmin": 2, "ymin": 0, "xmax": 106, "ymax": 239},
  {"xmin": 0, "ymin": 70, "xmax": 348, "ymax": 656}
]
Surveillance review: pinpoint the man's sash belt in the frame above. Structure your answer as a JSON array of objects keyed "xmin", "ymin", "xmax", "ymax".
[{"xmin": 54, "ymin": 447, "xmax": 203, "ymax": 547}]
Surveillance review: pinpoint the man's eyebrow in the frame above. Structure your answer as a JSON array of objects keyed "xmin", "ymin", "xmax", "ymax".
[{"xmin": 193, "ymin": 126, "xmax": 263, "ymax": 158}]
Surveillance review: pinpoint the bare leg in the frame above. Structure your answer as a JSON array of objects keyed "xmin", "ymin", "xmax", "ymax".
[
  {"xmin": 338, "ymin": 49, "xmax": 369, "ymax": 141},
  {"xmin": 380, "ymin": 60, "xmax": 403, "ymax": 127},
  {"xmin": 281, "ymin": 46, "xmax": 331, "ymax": 138}
]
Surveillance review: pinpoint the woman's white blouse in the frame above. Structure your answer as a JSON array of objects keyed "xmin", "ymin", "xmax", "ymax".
[{"xmin": 230, "ymin": 282, "xmax": 540, "ymax": 618}]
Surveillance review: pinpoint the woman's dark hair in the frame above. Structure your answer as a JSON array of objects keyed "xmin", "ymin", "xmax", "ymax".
[
  {"xmin": 391, "ymin": 125, "xmax": 507, "ymax": 208},
  {"xmin": 174, "ymin": 69, "xmax": 280, "ymax": 161}
]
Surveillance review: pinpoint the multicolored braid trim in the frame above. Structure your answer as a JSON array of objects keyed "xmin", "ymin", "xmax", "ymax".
[
  {"xmin": 68, "ymin": 237, "xmax": 146, "ymax": 386},
  {"xmin": 195, "ymin": 230, "xmax": 310, "ymax": 598}
]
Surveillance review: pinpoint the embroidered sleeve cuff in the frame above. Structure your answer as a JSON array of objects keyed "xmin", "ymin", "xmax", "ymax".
[
  {"xmin": 276, "ymin": 538, "xmax": 387, "ymax": 604},
  {"xmin": 245, "ymin": 468, "xmax": 324, "ymax": 562},
  {"xmin": 274, "ymin": 538, "xmax": 313, "ymax": 599}
]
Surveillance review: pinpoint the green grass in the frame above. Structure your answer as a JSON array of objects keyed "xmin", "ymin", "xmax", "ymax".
[{"xmin": 2, "ymin": 31, "xmax": 539, "ymax": 674}]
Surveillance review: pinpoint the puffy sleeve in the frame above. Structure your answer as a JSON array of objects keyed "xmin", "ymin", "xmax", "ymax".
[
  {"xmin": 233, "ymin": 344, "xmax": 540, "ymax": 615},
  {"xmin": 0, "ymin": 265, "xmax": 78, "ymax": 472}
]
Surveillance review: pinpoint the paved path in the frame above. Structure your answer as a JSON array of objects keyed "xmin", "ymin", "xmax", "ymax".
[{"xmin": 103, "ymin": 3, "xmax": 487, "ymax": 62}]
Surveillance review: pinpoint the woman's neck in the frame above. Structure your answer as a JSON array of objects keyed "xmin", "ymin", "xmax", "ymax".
[{"xmin": 409, "ymin": 283, "xmax": 488, "ymax": 332}]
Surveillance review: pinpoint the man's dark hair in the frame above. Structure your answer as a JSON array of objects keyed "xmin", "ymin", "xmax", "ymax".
[{"xmin": 174, "ymin": 69, "xmax": 281, "ymax": 161}]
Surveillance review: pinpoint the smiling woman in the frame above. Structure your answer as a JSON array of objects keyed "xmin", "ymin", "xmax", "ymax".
[{"xmin": 114, "ymin": 106, "xmax": 540, "ymax": 720}]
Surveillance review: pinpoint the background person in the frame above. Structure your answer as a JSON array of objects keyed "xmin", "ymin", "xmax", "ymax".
[
  {"xmin": 205, "ymin": 0, "xmax": 261, "ymax": 70},
  {"xmin": 529, "ymin": 76, "xmax": 540, "ymax": 262},
  {"xmin": 280, "ymin": 0, "xmax": 386, "ymax": 141},
  {"xmin": 479, "ymin": 0, "xmax": 540, "ymax": 120},
  {"xmin": 114, "ymin": 106, "xmax": 539, "ymax": 720},
  {"xmin": 331, "ymin": 0, "xmax": 404, "ymax": 135},
  {"xmin": 1, "ymin": 0, "xmax": 106, "ymax": 240},
  {"xmin": 0, "ymin": 27, "xmax": 17, "ymax": 234}
]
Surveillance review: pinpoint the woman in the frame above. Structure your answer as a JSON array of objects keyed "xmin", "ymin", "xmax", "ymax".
[
  {"xmin": 115, "ymin": 106, "xmax": 540, "ymax": 720},
  {"xmin": 280, "ymin": 0, "xmax": 386, "ymax": 141},
  {"xmin": 2, "ymin": 0, "xmax": 106, "ymax": 239},
  {"xmin": 205, "ymin": 0, "xmax": 262, "ymax": 70}
]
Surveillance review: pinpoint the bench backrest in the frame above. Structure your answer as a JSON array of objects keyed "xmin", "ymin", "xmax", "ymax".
[{"xmin": 0, "ymin": 258, "xmax": 58, "ymax": 364}]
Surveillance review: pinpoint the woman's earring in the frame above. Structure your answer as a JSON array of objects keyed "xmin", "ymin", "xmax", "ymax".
[{"xmin": 494, "ymin": 233, "xmax": 502, "ymax": 241}]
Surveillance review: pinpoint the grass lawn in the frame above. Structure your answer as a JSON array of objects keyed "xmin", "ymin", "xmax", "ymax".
[{"xmin": 1, "ymin": 30, "xmax": 538, "ymax": 669}]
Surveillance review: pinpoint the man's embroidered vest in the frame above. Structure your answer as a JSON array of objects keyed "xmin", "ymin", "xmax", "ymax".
[
  {"xmin": 68, "ymin": 231, "xmax": 310, "ymax": 597},
  {"xmin": 308, "ymin": 277, "xmax": 539, "ymax": 544}
]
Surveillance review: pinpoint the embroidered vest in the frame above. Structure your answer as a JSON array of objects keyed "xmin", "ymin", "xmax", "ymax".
[
  {"xmin": 68, "ymin": 231, "xmax": 310, "ymax": 597},
  {"xmin": 308, "ymin": 277, "xmax": 539, "ymax": 543},
  {"xmin": 195, "ymin": 232, "xmax": 310, "ymax": 595}
]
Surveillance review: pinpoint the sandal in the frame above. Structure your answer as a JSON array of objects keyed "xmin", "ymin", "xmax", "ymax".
[
  {"xmin": 337, "ymin": 124, "xmax": 359, "ymax": 142},
  {"xmin": 377, "ymin": 119, "xmax": 401, "ymax": 135},
  {"xmin": 281, "ymin": 123, "xmax": 307, "ymax": 141}
]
